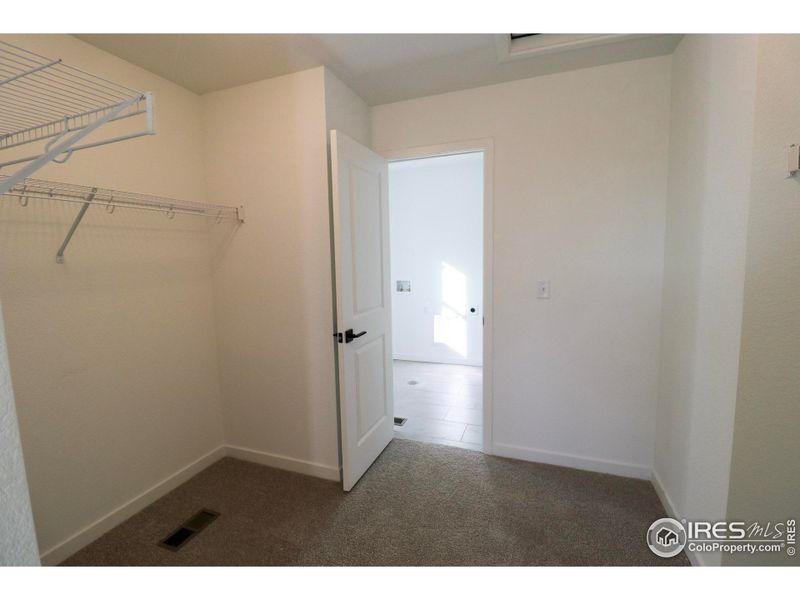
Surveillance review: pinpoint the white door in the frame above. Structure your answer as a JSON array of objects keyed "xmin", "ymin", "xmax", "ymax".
[{"xmin": 330, "ymin": 130, "xmax": 394, "ymax": 492}]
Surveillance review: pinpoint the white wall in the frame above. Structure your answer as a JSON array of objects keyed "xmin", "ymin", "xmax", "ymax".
[
  {"xmin": 202, "ymin": 67, "xmax": 372, "ymax": 482},
  {"xmin": 11, "ymin": 33, "xmax": 793, "ymax": 568},
  {"xmin": 0, "ymin": 34, "xmax": 225, "ymax": 563},
  {"xmin": 0, "ymin": 40, "xmax": 376, "ymax": 563},
  {"xmin": 0, "ymin": 39, "xmax": 376, "ymax": 563},
  {"xmin": 372, "ymin": 55, "xmax": 672, "ymax": 477},
  {"xmin": 653, "ymin": 35, "xmax": 758, "ymax": 566},
  {"xmin": 324, "ymin": 67, "xmax": 371, "ymax": 148},
  {"xmin": 0, "ymin": 302, "xmax": 39, "ymax": 566},
  {"xmin": 203, "ymin": 67, "xmax": 341, "ymax": 480},
  {"xmin": 389, "ymin": 153, "xmax": 484, "ymax": 366},
  {"xmin": 725, "ymin": 35, "xmax": 800, "ymax": 566}
]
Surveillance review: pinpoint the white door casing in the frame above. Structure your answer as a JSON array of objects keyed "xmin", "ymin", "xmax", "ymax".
[
  {"xmin": 380, "ymin": 138, "xmax": 494, "ymax": 453},
  {"xmin": 330, "ymin": 130, "xmax": 394, "ymax": 492}
]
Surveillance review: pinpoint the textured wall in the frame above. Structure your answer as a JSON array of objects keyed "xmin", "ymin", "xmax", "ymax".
[{"xmin": 0, "ymin": 302, "xmax": 40, "ymax": 566}]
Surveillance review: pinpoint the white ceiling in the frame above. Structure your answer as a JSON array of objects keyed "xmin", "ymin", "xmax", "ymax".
[{"xmin": 74, "ymin": 34, "xmax": 682, "ymax": 106}]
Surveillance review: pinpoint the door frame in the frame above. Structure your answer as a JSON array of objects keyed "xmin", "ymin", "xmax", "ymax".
[{"xmin": 381, "ymin": 138, "xmax": 494, "ymax": 454}]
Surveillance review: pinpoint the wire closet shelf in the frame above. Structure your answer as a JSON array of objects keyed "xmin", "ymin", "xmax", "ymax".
[
  {"xmin": 0, "ymin": 41, "xmax": 154, "ymax": 196},
  {"xmin": 1, "ymin": 175, "xmax": 245, "ymax": 263}
]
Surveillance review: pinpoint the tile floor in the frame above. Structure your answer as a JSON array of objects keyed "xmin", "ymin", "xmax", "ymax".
[{"xmin": 392, "ymin": 360, "xmax": 483, "ymax": 452}]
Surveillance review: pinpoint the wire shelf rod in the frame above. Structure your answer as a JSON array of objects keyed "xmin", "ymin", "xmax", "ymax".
[
  {"xmin": 4, "ymin": 188, "xmax": 234, "ymax": 218},
  {"xmin": 0, "ymin": 58, "xmax": 61, "ymax": 86},
  {"xmin": 1, "ymin": 67, "xmax": 134, "ymax": 106},
  {"xmin": 2, "ymin": 174, "xmax": 244, "ymax": 263},
  {"xmin": 0, "ymin": 88, "xmax": 111, "ymax": 117},
  {"xmin": 0, "ymin": 41, "xmax": 155, "ymax": 192},
  {"xmin": 1, "ymin": 174, "xmax": 245, "ymax": 263},
  {"xmin": 0, "ymin": 110, "xmax": 41, "ymax": 129},
  {"xmin": 1, "ymin": 175, "xmax": 243, "ymax": 219},
  {"xmin": 0, "ymin": 98, "xmax": 74, "ymax": 125},
  {"xmin": 0, "ymin": 79, "xmax": 112, "ymax": 114},
  {"xmin": 0, "ymin": 42, "xmax": 140, "ymax": 97},
  {"xmin": 0, "ymin": 71, "xmax": 128, "ymax": 116},
  {"xmin": 1, "ymin": 101, "xmax": 149, "ymax": 149},
  {"xmin": 0, "ymin": 74, "xmax": 134, "ymax": 119},
  {"xmin": 0, "ymin": 96, "xmax": 143, "ymax": 196},
  {"xmin": 0, "ymin": 116, "xmax": 35, "ymax": 129},
  {"xmin": 0, "ymin": 41, "xmax": 150, "ymax": 140},
  {"xmin": 0, "ymin": 124, "xmax": 151, "ymax": 166},
  {"xmin": 0, "ymin": 94, "xmax": 68, "ymax": 120}
]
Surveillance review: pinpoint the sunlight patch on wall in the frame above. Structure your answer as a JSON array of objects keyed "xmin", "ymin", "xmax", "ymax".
[{"xmin": 433, "ymin": 262, "xmax": 468, "ymax": 356}]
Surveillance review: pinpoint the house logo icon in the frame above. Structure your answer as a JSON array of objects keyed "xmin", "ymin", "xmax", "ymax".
[
  {"xmin": 647, "ymin": 518, "xmax": 687, "ymax": 558},
  {"xmin": 657, "ymin": 527, "xmax": 678, "ymax": 547}
]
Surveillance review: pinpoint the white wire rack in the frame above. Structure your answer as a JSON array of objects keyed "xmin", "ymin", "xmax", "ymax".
[
  {"xmin": 0, "ymin": 41, "xmax": 154, "ymax": 196},
  {"xmin": 1, "ymin": 175, "xmax": 245, "ymax": 263}
]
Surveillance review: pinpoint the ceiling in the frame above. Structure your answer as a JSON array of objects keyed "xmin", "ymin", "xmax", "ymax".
[{"xmin": 75, "ymin": 34, "xmax": 682, "ymax": 106}]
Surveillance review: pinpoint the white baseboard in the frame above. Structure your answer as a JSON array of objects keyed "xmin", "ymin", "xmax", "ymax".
[
  {"xmin": 41, "ymin": 441, "xmax": 685, "ymax": 566},
  {"xmin": 492, "ymin": 442, "xmax": 651, "ymax": 480},
  {"xmin": 650, "ymin": 470, "xmax": 680, "ymax": 520},
  {"xmin": 225, "ymin": 445, "xmax": 340, "ymax": 482},
  {"xmin": 393, "ymin": 353, "xmax": 482, "ymax": 367},
  {"xmin": 40, "ymin": 445, "xmax": 227, "ymax": 566},
  {"xmin": 40, "ymin": 444, "xmax": 340, "ymax": 565},
  {"xmin": 651, "ymin": 470, "xmax": 704, "ymax": 567}
]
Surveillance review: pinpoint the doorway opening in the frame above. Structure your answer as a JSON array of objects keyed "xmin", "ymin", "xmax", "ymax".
[{"xmin": 387, "ymin": 151, "xmax": 485, "ymax": 452}]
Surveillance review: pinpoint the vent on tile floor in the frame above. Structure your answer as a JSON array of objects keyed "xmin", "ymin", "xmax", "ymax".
[
  {"xmin": 158, "ymin": 508, "xmax": 219, "ymax": 552},
  {"xmin": 394, "ymin": 417, "xmax": 407, "ymax": 426}
]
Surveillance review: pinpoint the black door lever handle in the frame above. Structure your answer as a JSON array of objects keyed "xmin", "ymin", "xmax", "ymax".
[{"xmin": 345, "ymin": 328, "xmax": 367, "ymax": 343}]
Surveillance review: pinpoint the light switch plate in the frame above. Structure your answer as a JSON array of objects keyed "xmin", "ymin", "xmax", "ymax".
[
  {"xmin": 789, "ymin": 144, "xmax": 800, "ymax": 176},
  {"xmin": 537, "ymin": 280, "xmax": 551, "ymax": 299}
]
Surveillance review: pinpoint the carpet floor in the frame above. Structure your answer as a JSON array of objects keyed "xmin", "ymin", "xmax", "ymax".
[{"xmin": 62, "ymin": 439, "xmax": 688, "ymax": 566}]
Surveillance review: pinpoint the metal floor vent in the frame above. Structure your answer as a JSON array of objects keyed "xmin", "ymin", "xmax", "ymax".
[
  {"xmin": 394, "ymin": 417, "xmax": 407, "ymax": 426},
  {"xmin": 158, "ymin": 508, "xmax": 219, "ymax": 552}
]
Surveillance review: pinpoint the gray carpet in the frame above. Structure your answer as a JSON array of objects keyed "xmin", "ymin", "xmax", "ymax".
[{"xmin": 62, "ymin": 439, "xmax": 688, "ymax": 566}]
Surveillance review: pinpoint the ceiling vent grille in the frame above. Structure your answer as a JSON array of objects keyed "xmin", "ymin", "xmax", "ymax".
[{"xmin": 495, "ymin": 34, "xmax": 652, "ymax": 63}]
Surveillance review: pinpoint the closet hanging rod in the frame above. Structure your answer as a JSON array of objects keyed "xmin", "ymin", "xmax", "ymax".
[
  {"xmin": 1, "ymin": 175, "xmax": 245, "ymax": 263},
  {"xmin": 0, "ymin": 41, "xmax": 155, "ymax": 196},
  {"xmin": 1, "ymin": 175, "xmax": 244, "ymax": 220}
]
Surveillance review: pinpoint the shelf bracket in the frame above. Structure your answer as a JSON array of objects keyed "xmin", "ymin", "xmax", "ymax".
[
  {"xmin": 56, "ymin": 188, "xmax": 97, "ymax": 264},
  {"xmin": 0, "ymin": 95, "xmax": 142, "ymax": 197}
]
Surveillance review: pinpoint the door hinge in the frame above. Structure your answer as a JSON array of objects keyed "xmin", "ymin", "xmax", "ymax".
[{"xmin": 334, "ymin": 332, "xmax": 343, "ymax": 343}]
